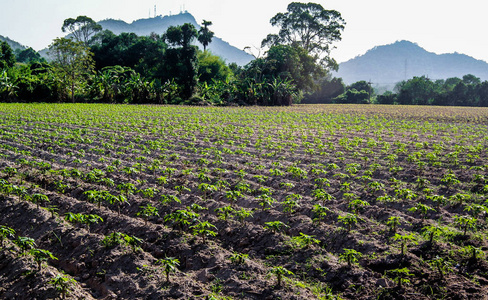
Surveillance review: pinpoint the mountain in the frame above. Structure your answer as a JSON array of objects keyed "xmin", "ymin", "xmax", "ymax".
[
  {"xmin": 0, "ymin": 35, "xmax": 26, "ymax": 51},
  {"xmin": 98, "ymin": 12, "xmax": 253, "ymax": 66},
  {"xmin": 336, "ymin": 40, "xmax": 488, "ymax": 86}
]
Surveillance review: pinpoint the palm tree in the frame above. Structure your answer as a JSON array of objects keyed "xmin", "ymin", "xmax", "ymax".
[{"xmin": 198, "ymin": 20, "xmax": 214, "ymax": 51}]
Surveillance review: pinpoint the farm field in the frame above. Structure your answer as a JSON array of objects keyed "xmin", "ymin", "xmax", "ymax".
[{"xmin": 1, "ymin": 103, "xmax": 488, "ymax": 299}]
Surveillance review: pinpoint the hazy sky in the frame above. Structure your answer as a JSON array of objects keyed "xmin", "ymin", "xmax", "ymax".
[{"xmin": 1, "ymin": 0, "xmax": 487, "ymax": 63}]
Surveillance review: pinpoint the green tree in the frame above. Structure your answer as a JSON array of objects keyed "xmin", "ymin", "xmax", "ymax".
[
  {"xmin": 163, "ymin": 23, "xmax": 199, "ymax": 99},
  {"xmin": 91, "ymin": 31, "xmax": 166, "ymax": 77},
  {"xmin": 396, "ymin": 76, "xmax": 439, "ymax": 105},
  {"xmin": 334, "ymin": 88, "xmax": 370, "ymax": 104},
  {"xmin": 0, "ymin": 69, "xmax": 18, "ymax": 101},
  {"xmin": 61, "ymin": 16, "xmax": 102, "ymax": 45},
  {"xmin": 262, "ymin": 2, "xmax": 345, "ymax": 70},
  {"xmin": 197, "ymin": 51, "xmax": 232, "ymax": 84},
  {"xmin": 0, "ymin": 41, "xmax": 16, "ymax": 69},
  {"xmin": 165, "ymin": 23, "xmax": 198, "ymax": 49},
  {"xmin": 197, "ymin": 20, "xmax": 214, "ymax": 51},
  {"xmin": 304, "ymin": 76, "xmax": 345, "ymax": 103},
  {"xmin": 245, "ymin": 45, "xmax": 320, "ymax": 103},
  {"xmin": 16, "ymin": 47, "xmax": 43, "ymax": 63},
  {"xmin": 48, "ymin": 37, "xmax": 95, "ymax": 102},
  {"xmin": 348, "ymin": 80, "xmax": 373, "ymax": 95}
]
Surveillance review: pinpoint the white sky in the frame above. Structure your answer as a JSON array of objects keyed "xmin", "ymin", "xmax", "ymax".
[{"xmin": 1, "ymin": 0, "xmax": 487, "ymax": 63}]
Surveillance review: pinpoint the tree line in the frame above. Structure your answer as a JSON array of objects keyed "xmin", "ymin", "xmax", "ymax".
[
  {"xmin": 2, "ymin": 2, "xmax": 488, "ymax": 107},
  {"xmin": 0, "ymin": 3, "xmax": 346, "ymax": 106},
  {"xmin": 306, "ymin": 75, "xmax": 488, "ymax": 107}
]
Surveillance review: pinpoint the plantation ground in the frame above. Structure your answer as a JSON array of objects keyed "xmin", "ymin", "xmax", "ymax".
[{"xmin": 1, "ymin": 103, "xmax": 488, "ymax": 299}]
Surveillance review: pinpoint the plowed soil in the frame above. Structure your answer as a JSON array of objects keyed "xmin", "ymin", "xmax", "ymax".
[{"xmin": 1, "ymin": 103, "xmax": 488, "ymax": 299}]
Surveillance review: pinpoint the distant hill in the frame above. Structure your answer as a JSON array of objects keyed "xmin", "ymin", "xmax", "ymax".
[
  {"xmin": 98, "ymin": 12, "xmax": 253, "ymax": 66},
  {"xmin": 0, "ymin": 35, "xmax": 26, "ymax": 51},
  {"xmin": 336, "ymin": 40, "xmax": 488, "ymax": 87}
]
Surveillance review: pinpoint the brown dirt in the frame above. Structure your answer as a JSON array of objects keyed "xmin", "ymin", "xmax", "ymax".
[{"xmin": 1, "ymin": 104, "xmax": 488, "ymax": 299}]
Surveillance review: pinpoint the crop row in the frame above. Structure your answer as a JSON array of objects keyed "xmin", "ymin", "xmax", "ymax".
[{"xmin": 1, "ymin": 103, "xmax": 488, "ymax": 299}]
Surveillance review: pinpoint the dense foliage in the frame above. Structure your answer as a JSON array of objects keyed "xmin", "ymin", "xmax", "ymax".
[
  {"xmin": 0, "ymin": 3, "xmax": 344, "ymax": 106},
  {"xmin": 307, "ymin": 76, "xmax": 488, "ymax": 107},
  {"xmin": 2, "ymin": 2, "xmax": 488, "ymax": 107}
]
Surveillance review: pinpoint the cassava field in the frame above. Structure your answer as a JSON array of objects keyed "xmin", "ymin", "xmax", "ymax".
[{"xmin": 1, "ymin": 103, "xmax": 488, "ymax": 300}]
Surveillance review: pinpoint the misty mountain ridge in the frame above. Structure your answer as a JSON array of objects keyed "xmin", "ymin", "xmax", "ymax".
[
  {"xmin": 336, "ymin": 40, "xmax": 488, "ymax": 87},
  {"xmin": 98, "ymin": 12, "xmax": 253, "ymax": 66},
  {"xmin": 0, "ymin": 35, "xmax": 27, "ymax": 51}
]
